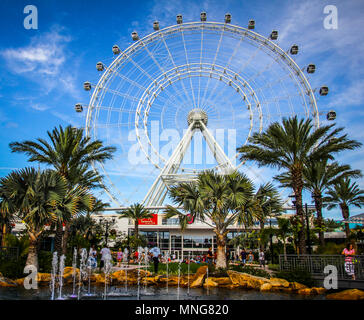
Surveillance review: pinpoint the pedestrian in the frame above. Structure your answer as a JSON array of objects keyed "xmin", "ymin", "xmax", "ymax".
[
  {"xmin": 207, "ymin": 247, "xmax": 213, "ymax": 264},
  {"xmin": 247, "ymin": 250, "xmax": 254, "ymax": 264},
  {"xmin": 134, "ymin": 250, "xmax": 139, "ymax": 263},
  {"xmin": 240, "ymin": 248, "xmax": 247, "ymax": 266},
  {"xmin": 88, "ymin": 245, "xmax": 98, "ymax": 269},
  {"xmin": 116, "ymin": 248, "xmax": 123, "ymax": 267},
  {"xmin": 342, "ymin": 243, "xmax": 356, "ymax": 280},
  {"xmin": 149, "ymin": 245, "xmax": 161, "ymax": 274},
  {"xmin": 99, "ymin": 244, "xmax": 112, "ymax": 273},
  {"xmin": 259, "ymin": 249, "xmax": 265, "ymax": 268}
]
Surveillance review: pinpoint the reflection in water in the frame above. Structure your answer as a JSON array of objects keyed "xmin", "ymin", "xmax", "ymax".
[{"xmin": 0, "ymin": 285, "xmax": 325, "ymax": 300}]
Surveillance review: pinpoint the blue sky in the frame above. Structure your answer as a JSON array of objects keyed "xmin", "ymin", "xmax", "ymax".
[{"xmin": 0, "ymin": 0, "xmax": 364, "ymax": 221}]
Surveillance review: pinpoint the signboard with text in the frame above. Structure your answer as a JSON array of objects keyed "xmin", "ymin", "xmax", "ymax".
[{"xmin": 138, "ymin": 214, "xmax": 158, "ymax": 225}]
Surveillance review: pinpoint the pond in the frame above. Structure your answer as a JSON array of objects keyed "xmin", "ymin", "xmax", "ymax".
[{"xmin": 0, "ymin": 285, "xmax": 326, "ymax": 300}]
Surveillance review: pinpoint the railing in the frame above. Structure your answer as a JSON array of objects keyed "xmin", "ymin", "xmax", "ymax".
[
  {"xmin": 0, "ymin": 246, "xmax": 19, "ymax": 261},
  {"xmin": 279, "ymin": 254, "xmax": 364, "ymax": 280}
]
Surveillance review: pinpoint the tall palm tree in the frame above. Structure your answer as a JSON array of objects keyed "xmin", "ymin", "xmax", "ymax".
[
  {"xmin": 166, "ymin": 170, "xmax": 254, "ymax": 269},
  {"xmin": 0, "ymin": 187, "xmax": 17, "ymax": 247},
  {"xmin": 118, "ymin": 203, "xmax": 153, "ymax": 240},
  {"xmin": 0, "ymin": 168, "xmax": 67, "ymax": 269},
  {"xmin": 237, "ymin": 116, "xmax": 361, "ymax": 254},
  {"xmin": 303, "ymin": 160, "xmax": 361, "ymax": 246},
  {"xmin": 324, "ymin": 178, "xmax": 364, "ymax": 237},
  {"xmin": 9, "ymin": 125, "xmax": 116, "ymax": 254},
  {"xmin": 274, "ymin": 217, "xmax": 292, "ymax": 261}
]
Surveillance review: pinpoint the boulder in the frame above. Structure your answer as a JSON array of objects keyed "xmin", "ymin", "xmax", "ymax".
[
  {"xmin": 190, "ymin": 266, "xmax": 208, "ymax": 288},
  {"xmin": 15, "ymin": 278, "xmax": 25, "ymax": 286},
  {"xmin": 36, "ymin": 273, "xmax": 51, "ymax": 283},
  {"xmin": 227, "ymin": 270, "xmax": 269, "ymax": 289},
  {"xmin": 260, "ymin": 283, "xmax": 273, "ymax": 292},
  {"xmin": 208, "ymin": 277, "xmax": 232, "ymax": 286},
  {"xmin": 326, "ymin": 289, "xmax": 364, "ymax": 300},
  {"xmin": 297, "ymin": 287, "xmax": 325, "ymax": 295},
  {"xmin": 0, "ymin": 276, "xmax": 17, "ymax": 287},
  {"xmin": 203, "ymin": 278, "xmax": 219, "ymax": 288},
  {"xmin": 289, "ymin": 282, "xmax": 308, "ymax": 291},
  {"xmin": 269, "ymin": 278, "xmax": 290, "ymax": 288}
]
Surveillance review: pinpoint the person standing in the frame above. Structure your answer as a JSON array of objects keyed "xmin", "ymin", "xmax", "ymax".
[
  {"xmin": 88, "ymin": 245, "xmax": 98, "ymax": 269},
  {"xmin": 247, "ymin": 250, "xmax": 254, "ymax": 264},
  {"xmin": 342, "ymin": 243, "xmax": 356, "ymax": 280},
  {"xmin": 116, "ymin": 248, "xmax": 123, "ymax": 267},
  {"xmin": 240, "ymin": 248, "xmax": 247, "ymax": 266},
  {"xmin": 149, "ymin": 245, "xmax": 161, "ymax": 274},
  {"xmin": 99, "ymin": 245, "xmax": 112, "ymax": 273},
  {"xmin": 259, "ymin": 249, "xmax": 265, "ymax": 269},
  {"xmin": 207, "ymin": 248, "xmax": 213, "ymax": 264}
]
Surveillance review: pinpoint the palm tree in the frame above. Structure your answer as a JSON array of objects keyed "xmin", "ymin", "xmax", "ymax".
[
  {"xmin": 324, "ymin": 178, "xmax": 364, "ymax": 237},
  {"xmin": 274, "ymin": 217, "xmax": 292, "ymax": 261},
  {"xmin": 0, "ymin": 168, "xmax": 67, "ymax": 269},
  {"xmin": 303, "ymin": 160, "xmax": 361, "ymax": 246},
  {"xmin": 9, "ymin": 125, "xmax": 116, "ymax": 254},
  {"xmin": 165, "ymin": 170, "xmax": 254, "ymax": 269},
  {"xmin": 246, "ymin": 183, "xmax": 284, "ymax": 250},
  {"xmin": 237, "ymin": 116, "xmax": 361, "ymax": 254},
  {"xmin": 118, "ymin": 203, "xmax": 153, "ymax": 241},
  {"xmin": 0, "ymin": 187, "xmax": 17, "ymax": 247}
]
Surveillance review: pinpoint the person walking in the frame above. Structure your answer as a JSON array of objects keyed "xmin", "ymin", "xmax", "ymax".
[
  {"xmin": 247, "ymin": 250, "xmax": 254, "ymax": 264},
  {"xmin": 88, "ymin": 245, "xmax": 98, "ymax": 269},
  {"xmin": 99, "ymin": 244, "xmax": 112, "ymax": 273},
  {"xmin": 240, "ymin": 248, "xmax": 247, "ymax": 266},
  {"xmin": 259, "ymin": 249, "xmax": 265, "ymax": 269},
  {"xmin": 342, "ymin": 243, "xmax": 356, "ymax": 280},
  {"xmin": 149, "ymin": 245, "xmax": 161, "ymax": 274}
]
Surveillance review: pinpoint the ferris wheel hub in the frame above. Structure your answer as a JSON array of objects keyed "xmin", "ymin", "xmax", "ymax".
[{"xmin": 187, "ymin": 108, "xmax": 208, "ymax": 128}]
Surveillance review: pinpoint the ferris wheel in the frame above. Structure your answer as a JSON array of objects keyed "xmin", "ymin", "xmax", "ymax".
[{"xmin": 75, "ymin": 12, "xmax": 331, "ymax": 208}]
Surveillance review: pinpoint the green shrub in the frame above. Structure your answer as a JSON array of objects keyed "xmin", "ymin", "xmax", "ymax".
[
  {"xmin": 268, "ymin": 264, "xmax": 280, "ymax": 271},
  {"xmin": 274, "ymin": 269, "xmax": 316, "ymax": 287},
  {"xmin": 0, "ymin": 256, "xmax": 26, "ymax": 279},
  {"xmin": 315, "ymin": 242, "xmax": 345, "ymax": 255},
  {"xmin": 38, "ymin": 250, "xmax": 53, "ymax": 273},
  {"xmin": 230, "ymin": 265, "xmax": 271, "ymax": 278}
]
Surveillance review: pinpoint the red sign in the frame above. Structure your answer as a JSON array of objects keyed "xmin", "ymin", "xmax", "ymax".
[
  {"xmin": 187, "ymin": 214, "xmax": 194, "ymax": 224},
  {"xmin": 138, "ymin": 214, "xmax": 158, "ymax": 225}
]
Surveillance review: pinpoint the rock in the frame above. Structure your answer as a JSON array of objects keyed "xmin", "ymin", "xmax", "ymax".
[
  {"xmin": 297, "ymin": 287, "xmax": 325, "ymax": 295},
  {"xmin": 0, "ymin": 276, "xmax": 17, "ymax": 287},
  {"xmin": 36, "ymin": 273, "xmax": 51, "ymax": 283},
  {"xmin": 203, "ymin": 278, "xmax": 218, "ymax": 288},
  {"xmin": 227, "ymin": 270, "xmax": 269, "ymax": 289},
  {"xmin": 209, "ymin": 277, "xmax": 232, "ymax": 286},
  {"xmin": 289, "ymin": 282, "xmax": 307, "ymax": 291},
  {"xmin": 15, "ymin": 278, "xmax": 25, "ymax": 286},
  {"xmin": 269, "ymin": 278, "xmax": 290, "ymax": 288},
  {"xmin": 190, "ymin": 266, "xmax": 208, "ymax": 288},
  {"xmin": 326, "ymin": 289, "xmax": 364, "ymax": 300},
  {"xmin": 260, "ymin": 283, "xmax": 272, "ymax": 292}
]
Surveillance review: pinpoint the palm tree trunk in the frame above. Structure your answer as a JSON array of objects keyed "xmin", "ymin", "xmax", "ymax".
[
  {"xmin": 259, "ymin": 221, "xmax": 265, "ymax": 251},
  {"xmin": 26, "ymin": 237, "xmax": 39, "ymax": 270},
  {"xmin": 1, "ymin": 224, "xmax": 6, "ymax": 247},
  {"xmin": 283, "ymin": 239, "xmax": 287, "ymax": 261},
  {"xmin": 62, "ymin": 222, "xmax": 70, "ymax": 255},
  {"xmin": 340, "ymin": 203, "xmax": 350, "ymax": 238},
  {"xmin": 215, "ymin": 232, "xmax": 227, "ymax": 269},
  {"xmin": 292, "ymin": 169, "xmax": 306, "ymax": 255},
  {"xmin": 314, "ymin": 194, "xmax": 325, "ymax": 247},
  {"xmin": 54, "ymin": 221, "xmax": 63, "ymax": 255},
  {"xmin": 134, "ymin": 221, "xmax": 139, "ymax": 240}
]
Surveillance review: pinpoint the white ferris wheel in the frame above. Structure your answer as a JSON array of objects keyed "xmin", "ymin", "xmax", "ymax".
[{"xmin": 75, "ymin": 12, "xmax": 332, "ymax": 208}]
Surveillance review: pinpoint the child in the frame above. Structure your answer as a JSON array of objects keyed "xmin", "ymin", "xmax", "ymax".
[{"xmin": 116, "ymin": 248, "xmax": 123, "ymax": 267}]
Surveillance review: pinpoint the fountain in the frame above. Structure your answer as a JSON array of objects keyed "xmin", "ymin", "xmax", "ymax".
[
  {"xmin": 143, "ymin": 247, "xmax": 148, "ymax": 294},
  {"xmin": 70, "ymin": 248, "xmax": 78, "ymax": 298},
  {"xmin": 57, "ymin": 254, "xmax": 66, "ymax": 300},
  {"xmin": 50, "ymin": 252, "xmax": 58, "ymax": 300},
  {"xmin": 103, "ymin": 255, "xmax": 113, "ymax": 300},
  {"xmin": 166, "ymin": 251, "xmax": 169, "ymax": 293},
  {"xmin": 137, "ymin": 246, "xmax": 142, "ymax": 300},
  {"xmin": 177, "ymin": 258, "xmax": 182, "ymax": 300},
  {"xmin": 78, "ymin": 248, "xmax": 87, "ymax": 300},
  {"xmin": 187, "ymin": 251, "xmax": 190, "ymax": 295}
]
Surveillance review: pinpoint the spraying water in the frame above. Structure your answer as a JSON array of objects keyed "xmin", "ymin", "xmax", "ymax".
[
  {"xmin": 123, "ymin": 248, "xmax": 129, "ymax": 292},
  {"xmin": 187, "ymin": 251, "xmax": 190, "ymax": 295},
  {"xmin": 70, "ymin": 248, "xmax": 77, "ymax": 298},
  {"xmin": 77, "ymin": 248, "xmax": 87, "ymax": 300},
  {"xmin": 103, "ymin": 251, "xmax": 113, "ymax": 300},
  {"xmin": 50, "ymin": 252, "xmax": 58, "ymax": 300},
  {"xmin": 166, "ymin": 251, "xmax": 169, "ymax": 293},
  {"xmin": 57, "ymin": 254, "xmax": 65, "ymax": 300},
  {"xmin": 143, "ymin": 247, "xmax": 148, "ymax": 293},
  {"xmin": 137, "ymin": 246, "xmax": 142, "ymax": 300},
  {"xmin": 177, "ymin": 256, "xmax": 182, "ymax": 300}
]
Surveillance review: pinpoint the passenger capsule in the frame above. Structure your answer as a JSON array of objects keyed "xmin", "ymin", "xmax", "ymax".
[
  {"xmin": 153, "ymin": 21, "xmax": 160, "ymax": 31},
  {"xmin": 290, "ymin": 44, "xmax": 299, "ymax": 55},
  {"xmin": 319, "ymin": 86, "xmax": 329, "ymax": 96},
  {"xmin": 112, "ymin": 45, "xmax": 120, "ymax": 55},
  {"xmin": 248, "ymin": 19, "xmax": 255, "ymax": 30},
  {"xmin": 83, "ymin": 81, "xmax": 91, "ymax": 91},
  {"xmin": 270, "ymin": 30, "xmax": 278, "ymax": 40},
  {"xmin": 176, "ymin": 14, "xmax": 183, "ymax": 24},
  {"xmin": 327, "ymin": 110, "xmax": 336, "ymax": 121},
  {"xmin": 307, "ymin": 64, "xmax": 316, "ymax": 74},
  {"xmin": 131, "ymin": 31, "xmax": 139, "ymax": 41},
  {"xmin": 225, "ymin": 13, "xmax": 231, "ymax": 23},
  {"xmin": 200, "ymin": 12, "xmax": 207, "ymax": 22},
  {"xmin": 75, "ymin": 103, "xmax": 83, "ymax": 113},
  {"xmin": 96, "ymin": 62, "xmax": 104, "ymax": 71}
]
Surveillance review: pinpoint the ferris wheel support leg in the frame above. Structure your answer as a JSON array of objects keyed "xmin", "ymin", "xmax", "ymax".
[{"xmin": 199, "ymin": 121, "xmax": 235, "ymax": 174}]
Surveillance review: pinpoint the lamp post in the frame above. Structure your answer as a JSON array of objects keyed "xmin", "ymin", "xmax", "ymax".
[{"xmin": 101, "ymin": 217, "xmax": 116, "ymax": 246}]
